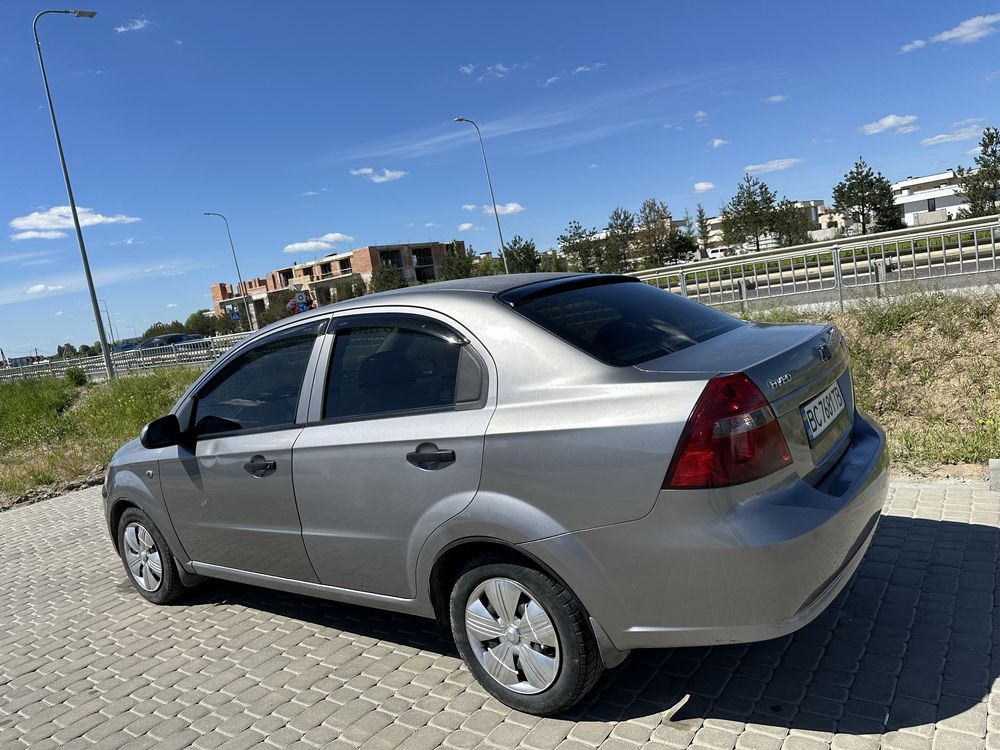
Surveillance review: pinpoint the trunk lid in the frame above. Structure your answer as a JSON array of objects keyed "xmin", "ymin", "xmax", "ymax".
[{"xmin": 636, "ymin": 321, "xmax": 854, "ymax": 483}]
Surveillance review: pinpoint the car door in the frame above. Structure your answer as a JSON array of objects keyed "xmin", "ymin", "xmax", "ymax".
[
  {"xmin": 158, "ymin": 319, "xmax": 327, "ymax": 581},
  {"xmin": 292, "ymin": 311, "xmax": 495, "ymax": 598}
]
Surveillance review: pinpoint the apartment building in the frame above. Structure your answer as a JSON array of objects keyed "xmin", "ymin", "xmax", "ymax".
[{"xmin": 210, "ymin": 241, "xmax": 464, "ymax": 326}]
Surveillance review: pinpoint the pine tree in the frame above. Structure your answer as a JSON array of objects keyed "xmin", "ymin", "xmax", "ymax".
[
  {"xmin": 832, "ymin": 157, "xmax": 904, "ymax": 235},
  {"xmin": 721, "ymin": 174, "xmax": 777, "ymax": 252},
  {"xmin": 957, "ymin": 126, "xmax": 1000, "ymax": 218}
]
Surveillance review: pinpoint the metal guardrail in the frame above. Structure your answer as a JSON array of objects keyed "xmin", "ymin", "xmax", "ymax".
[
  {"xmin": 0, "ymin": 332, "xmax": 249, "ymax": 384},
  {"xmin": 634, "ymin": 215, "xmax": 1000, "ymax": 308}
]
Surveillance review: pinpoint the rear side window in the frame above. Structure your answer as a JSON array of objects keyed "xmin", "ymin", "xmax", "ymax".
[
  {"xmin": 324, "ymin": 321, "xmax": 480, "ymax": 421},
  {"xmin": 509, "ymin": 281, "xmax": 742, "ymax": 366}
]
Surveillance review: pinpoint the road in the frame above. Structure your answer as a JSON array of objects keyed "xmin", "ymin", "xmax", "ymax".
[{"xmin": 1, "ymin": 483, "xmax": 998, "ymax": 749}]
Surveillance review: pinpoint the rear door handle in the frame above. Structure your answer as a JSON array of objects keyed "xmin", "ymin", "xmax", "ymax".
[
  {"xmin": 406, "ymin": 446, "xmax": 456, "ymax": 470},
  {"xmin": 243, "ymin": 457, "xmax": 277, "ymax": 478}
]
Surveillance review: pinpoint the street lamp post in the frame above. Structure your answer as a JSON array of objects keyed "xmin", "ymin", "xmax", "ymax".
[
  {"xmin": 126, "ymin": 325, "xmax": 138, "ymax": 339},
  {"xmin": 34, "ymin": 9, "xmax": 114, "ymax": 380},
  {"xmin": 97, "ymin": 299, "xmax": 117, "ymax": 346},
  {"xmin": 454, "ymin": 116, "xmax": 510, "ymax": 274},
  {"xmin": 203, "ymin": 212, "xmax": 255, "ymax": 331}
]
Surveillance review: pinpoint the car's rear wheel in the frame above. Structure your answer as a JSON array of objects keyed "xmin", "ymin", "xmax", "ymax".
[
  {"xmin": 449, "ymin": 560, "xmax": 603, "ymax": 715},
  {"xmin": 117, "ymin": 507, "xmax": 185, "ymax": 605}
]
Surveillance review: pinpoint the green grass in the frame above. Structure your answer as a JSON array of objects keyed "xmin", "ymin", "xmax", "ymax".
[
  {"xmin": 0, "ymin": 368, "xmax": 200, "ymax": 503},
  {"xmin": 742, "ymin": 291, "xmax": 1000, "ymax": 469}
]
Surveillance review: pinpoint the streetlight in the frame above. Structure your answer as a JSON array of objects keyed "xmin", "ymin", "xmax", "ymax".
[
  {"xmin": 97, "ymin": 299, "xmax": 117, "ymax": 346},
  {"xmin": 454, "ymin": 116, "xmax": 510, "ymax": 274},
  {"xmin": 203, "ymin": 212, "xmax": 255, "ymax": 331},
  {"xmin": 126, "ymin": 325, "xmax": 138, "ymax": 340},
  {"xmin": 34, "ymin": 9, "xmax": 114, "ymax": 380}
]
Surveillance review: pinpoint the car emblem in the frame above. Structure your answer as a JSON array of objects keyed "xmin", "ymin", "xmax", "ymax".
[
  {"xmin": 768, "ymin": 373, "xmax": 791, "ymax": 390},
  {"xmin": 817, "ymin": 343, "xmax": 831, "ymax": 362}
]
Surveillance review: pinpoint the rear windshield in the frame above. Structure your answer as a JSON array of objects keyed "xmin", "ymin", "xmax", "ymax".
[{"xmin": 510, "ymin": 281, "xmax": 742, "ymax": 366}]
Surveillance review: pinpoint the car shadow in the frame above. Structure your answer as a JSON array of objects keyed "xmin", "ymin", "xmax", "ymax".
[{"xmin": 177, "ymin": 515, "xmax": 997, "ymax": 734}]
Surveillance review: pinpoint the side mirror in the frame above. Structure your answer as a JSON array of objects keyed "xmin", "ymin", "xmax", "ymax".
[{"xmin": 140, "ymin": 414, "xmax": 183, "ymax": 449}]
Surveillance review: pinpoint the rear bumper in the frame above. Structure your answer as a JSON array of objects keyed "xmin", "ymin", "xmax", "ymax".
[{"xmin": 520, "ymin": 410, "xmax": 889, "ymax": 650}]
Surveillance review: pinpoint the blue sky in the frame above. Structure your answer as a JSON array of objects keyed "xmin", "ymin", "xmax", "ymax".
[{"xmin": 2, "ymin": 2, "xmax": 999, "ymax": 354}]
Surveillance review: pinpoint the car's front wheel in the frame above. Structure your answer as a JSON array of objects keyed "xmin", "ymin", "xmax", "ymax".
[
  {"xmin": 117, "ymin": 507, "xmax": 186, "ymax": 605},
  {"xmin": 449, "ymin": 559, "xmax": 603, "ymax": 715}
]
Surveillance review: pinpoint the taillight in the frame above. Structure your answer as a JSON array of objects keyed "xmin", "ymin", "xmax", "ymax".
[{"xmin": 664, "ymin": 372, "xmax": 791, "ymax": 489}]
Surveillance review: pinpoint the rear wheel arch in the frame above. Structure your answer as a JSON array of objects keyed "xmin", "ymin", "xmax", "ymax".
[{"xmin": 427, "ymin": 537, "xmax": 587, "ymax": 628}]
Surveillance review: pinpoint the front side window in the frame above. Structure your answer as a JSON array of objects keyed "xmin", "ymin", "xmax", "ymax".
[
  {"xmin": 194, "ymin": 320, "xmax": 324, "ymax": 435},
  {"xmin": 324, "ymin": 320, "xmax": 472, "ymax": 420}
]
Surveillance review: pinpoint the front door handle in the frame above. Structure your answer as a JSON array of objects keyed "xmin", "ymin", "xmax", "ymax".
[
  {"xmin": 406, "ymin": 444, "xmax": 456, "ymax": 470},
  {"xmin": 244, "ymin": 456, "xmax": 277, "ymax": 478}
]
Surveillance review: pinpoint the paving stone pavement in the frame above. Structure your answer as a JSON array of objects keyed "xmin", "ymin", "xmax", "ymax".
[{"xmin": 1, "ymin": 482, "xmax": 999, "ymax": 749}]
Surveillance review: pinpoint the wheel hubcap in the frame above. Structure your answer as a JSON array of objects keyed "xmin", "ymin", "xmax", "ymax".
[
  {"xmin": 123, "ymin": 522, "xmax": 162, "ymax": 592},
  {"xmin": 465, "ymin": 577, "xmax": 559, "ymax": 695}
]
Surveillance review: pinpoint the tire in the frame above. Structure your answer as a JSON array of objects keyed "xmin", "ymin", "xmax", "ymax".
[
  {"xmin": 117, "ymin": 507, "xmax": 186, "ymax": 605},
  {"xmin": 449, "ymin": 559, "xmax": 603, "ymax": 715}
]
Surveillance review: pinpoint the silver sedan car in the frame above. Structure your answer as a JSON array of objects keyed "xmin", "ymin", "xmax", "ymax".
[{"xmin": 104, "ymin": 273, "xmax": 888, "ymax": 715}]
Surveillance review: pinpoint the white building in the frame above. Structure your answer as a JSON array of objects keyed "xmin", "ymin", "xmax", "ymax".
[{"xmin": 891, "ymin": 170, "xmax": 968, "ymax": 227}]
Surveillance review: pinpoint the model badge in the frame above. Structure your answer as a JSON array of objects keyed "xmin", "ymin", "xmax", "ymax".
[
  {"xmin": 768, "ymin": 373, "xmax": 792, "ymax": 390},
  {"xmin": 817, "ymin": 343, "xmax": 831, "ymax": 362}
]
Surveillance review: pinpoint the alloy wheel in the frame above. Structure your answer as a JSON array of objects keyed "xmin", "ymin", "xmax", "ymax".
[
  {"xmin": 464, "ymin": 577, "xmax": 559, "ymax": 694},
  {"xmin": 123, "ymin": 522, "xmax": 163, "ymax": 592}
]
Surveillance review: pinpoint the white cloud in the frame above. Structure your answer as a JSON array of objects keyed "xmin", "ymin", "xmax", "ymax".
[
  {"xmin": 572, "ymin": 63, "xmax": 605, "ymax": 74},
  {"xmin": 25, "ymin": 283, "xmax": 64, "ymax": 295},
  {"xmin": 424, "ymin": 222, "xmax": 439, "ymax": 228},
  {"xmin": 10, "ymin": 230, "xmax": 67, "ymax": 241},
  {"xmin": 859, "ymin": 114, "xmax": 919, "ymax": 135},
  {"xmin": 901, "ymin": 14, "xmax": 1000, "ymax": 54},
  {"xmin": 478, "ymin": 63, "xmax": 523, "ymax": 81},
  {"xmin": 53, "ymin": 310, "xmax": 63, "ymax": 316},
  {"xmin": 744, "ymin": 158, "xmax": 803, "ymax": 174},
  {"xmin": 9, "ymin": 206, "xmax": 140, "ymax": 240},
  {"xmin": 458, "ymin": 64, "xmax": 478, "ymax": 75},
  {"xmin": 174, "ymin": 39, "xmax": 183, "ymax": 46},
  {"xmin": 461, "ymin": 204, "xmax": 477, "ymax": 211},
  {"xmin": 349, "ymin": 166, "xmax": 406, "ymax": 183},
  {"xmin": 283, "ymin": 231, "xmax": 354, "ymax": 254},
  {"xmin": 764, "ymin": 95, "xmax": 788, "ymax": 103},
  {"xmin": 166, "ymin": 303, "xmax": 178, "ymax": 309},
  {"xmin": 708, "ymin": 138, "xmax": 730, "ymax": 149},
  {"xmin": 403, "ymin": 222, "xmax": 416, "ymax": 228},
  {"xmin": 484, "ymin": 202, "xmax": 524, "ymax": 215},
  {"xmin": 693, "ymin": 181, "xmax": 715, "ymax": 193},
  {"xmin": 457, "ymin": 223, "xmax": 480, "ymax": 232},
  {"xmin": 920, "ymin": 122, "xmax": 984, "ymax": 146},
  {"xmin": 694, "ymin": 110, "xmax": 708, "ymax": 124},
  {"xmin": 301, "ymin": 190, "xmax": 318, "ymax": 197},
  {"xmin": 543, "ymin": 76, "xmax": 560, "ymax": 87},
  {"xmin": 931, "ymin": 14, "xmax": 1000, "ymax": 45},
  {"xmin": 968, "ymin": 145, "xmax": 983, "ymax": 156},
  {"xmin": 588, "ymin": 163, "xmax": 599, "ymax": 169},
  {"xmin": 114, "ymin": 18, "xmax": 150, "ymax": 33}
]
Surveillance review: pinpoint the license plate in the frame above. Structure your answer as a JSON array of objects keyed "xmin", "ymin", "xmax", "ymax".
[{"xmin": 800, "ymin": 381, "xmax": 846, "ymax": 443}]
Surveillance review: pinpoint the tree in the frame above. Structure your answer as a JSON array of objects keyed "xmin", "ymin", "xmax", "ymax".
[
  {"xmin": 257, "ymin": 290, "xmax": 296, "ymax": 326},
  {"xmin": 636, "ymin": 199, "xmax": 674, "ymax": 268},
  {"xmin": 57, "ymin": 343, "xmax": 77, "ymax": 359},
  {"xmin": 142, "ymin": 320, "xmax": 185, "ymax": 339},
  {"xmin": 78, "ymin": 344, "xmax": 94, "ymax": 357},
  {"xmin": 557, "ymin": 220, "xmax": 599, "ymax": 273},
  {"xmin": 539, "ymin": 251, "xmax": 569, "ymax": 272},
  {"xmin": 602, "ymin": 207, "xmax": 636, "ymax": 273},
  {"xmin": 369, "ymin": 266, "xmax": 407, "ymax": 293},
  {"xmin": 695, "ymin": 203, "xmax": 711, "ymax": 255},
  {"xmin": 333, "ymin": 277, "xmax": 367, "ymax": 301},
  {"xmin": 957, "ymin": 126, "xmax": 1000, "ymax": 218},
  {"xmin": 503, "ymin": 235, "xmax": 538, "ymax": 274},
  {"xmin": 721, "ymin": 174, "xmax": 777, "ymax": 252},
  {"xmin": 474, "ymin": 255, "xmax": 503, "ymax": 276},
  {"xmin": 773, "ymin": 199, "xmax": 814, "ymax": 247},
  {"xmin": 832, "ymin": 157, "xmax": 903, "ymax": 235},
  {"xmin": 437, "ymin": 244, "xmax": 476, "ymax": 280},
  {"xmin": 184, "ymin": 309, "xmax": 218, "ymax": 337},
  {"xmin": 673, "ymin": 229, "xmax": 699, "ymax": 262}
]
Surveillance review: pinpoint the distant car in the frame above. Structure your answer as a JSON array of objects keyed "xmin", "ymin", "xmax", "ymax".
[
  {"xmin": 138, "ymin": 333, "xmax": 190, "ymax": 349},
  {"xmin": 104, "ymin": 273, "xmax": 888, "ymax": 715}
]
